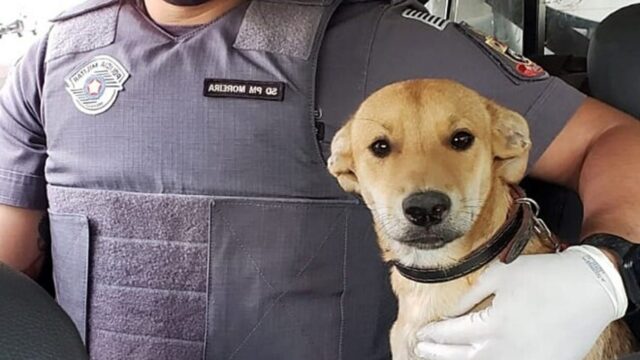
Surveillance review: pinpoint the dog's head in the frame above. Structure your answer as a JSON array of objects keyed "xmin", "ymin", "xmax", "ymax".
[{"xmin": 328, "ymin": 79, "xmax": 531, "ymax": 265}]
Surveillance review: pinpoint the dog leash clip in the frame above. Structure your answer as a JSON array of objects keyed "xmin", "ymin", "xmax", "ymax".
[{"xmin": 516, "ymin": 198, "xmax": 561, "ymax": 252}]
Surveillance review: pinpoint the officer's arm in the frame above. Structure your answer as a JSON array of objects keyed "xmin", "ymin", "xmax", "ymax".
[
  {"xmin": 0, "ymin": 205, "xmax": 44, "ymax": 277},
  {"xmin": 530, "ymin": 97, "xmax": 640, "ymax": 244},
  {"xmin": 0, "ymin": 37, "xmax": 48, "ymax": 277}
]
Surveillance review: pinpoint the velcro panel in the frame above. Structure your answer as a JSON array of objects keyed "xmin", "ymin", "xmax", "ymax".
[
  {"xmin": 89, "ymin": 285, "xmax": 206, "ymax": 341},
  {"xmin": 47, "ymin": 186, "xmax": 211, "ymax": 359},
  {"xmin": 234, "ymin": 1, "xmax": 326, "ymax": 59},
  {"xmin": 46, "ymin": 4, "xmax": 119, "ymax": 62},
  {"xmin": 93, "ymin": 237, "xmax": 207, "ymax": 292},
  {"xmin": 47, "ymin": 186, "xmax": 210, "ymax": 243},
  {"xmin": 90, "ymin": 329, "xmax": 203, "ymax": 360}
]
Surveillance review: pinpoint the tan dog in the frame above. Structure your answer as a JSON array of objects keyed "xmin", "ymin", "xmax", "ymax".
[{"xmin": 327, "ymin": 79, "xmax": 634, "ymax": 360}]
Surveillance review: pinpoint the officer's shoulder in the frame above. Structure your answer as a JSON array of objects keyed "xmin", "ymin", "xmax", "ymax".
[
  {"xmin": 366, "ymin": 4, "xmax": 550, "ymax": 84},
  {"xmin": 50, "ymin": 0, "xmax": 119, "ymax": 22},
  {"xmin": 375, "ymin": 4, "xmax": 494, "ymax": 44},
  {"xmin": 366, "ymin": 4, "xmax": 476, "ymax": 56},
  {"xmin": 369, "ymin": 3, "xmax": 459, "ymax": 36}
]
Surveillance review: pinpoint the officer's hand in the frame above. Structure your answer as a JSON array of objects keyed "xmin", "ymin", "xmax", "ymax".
[{"xmin": 414, "ymin": 246, "xmax": 628, "ymax": 360}]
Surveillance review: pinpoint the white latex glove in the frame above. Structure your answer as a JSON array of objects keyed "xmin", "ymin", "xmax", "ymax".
[{"xmin": 414, "ymin": 245, "xmax": 628, "ymax": 360}]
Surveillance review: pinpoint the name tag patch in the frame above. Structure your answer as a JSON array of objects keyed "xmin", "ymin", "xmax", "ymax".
[{"xmin": 204, "ymin": 79, "xmax": 285, "ymax": 101}]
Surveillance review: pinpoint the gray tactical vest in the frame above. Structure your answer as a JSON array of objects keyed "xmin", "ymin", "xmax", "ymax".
[{"xmin": 43, "ymin": 0, "xmax": 397, "ymax": 359}]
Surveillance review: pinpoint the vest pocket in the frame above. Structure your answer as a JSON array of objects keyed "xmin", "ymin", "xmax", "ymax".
[
  {"xmin": 205, "ymin": 197, "xmax": 357, "ymax": 360},
  {"xmin": 48, "ymin": 211, "xmax": 90, "ymax": 343}
]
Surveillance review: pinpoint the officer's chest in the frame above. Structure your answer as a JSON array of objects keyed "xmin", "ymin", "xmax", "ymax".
[{"xmin": 42, "ymin": 1, "xmax": 349, "ymax": 199}]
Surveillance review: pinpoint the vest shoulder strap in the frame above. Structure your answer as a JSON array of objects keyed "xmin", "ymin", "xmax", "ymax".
[{"xmin": 46, "ymin": 0, "xmax": 119, "ymax": 62}]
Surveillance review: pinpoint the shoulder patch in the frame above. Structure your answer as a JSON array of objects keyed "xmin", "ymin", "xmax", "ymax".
[
  {"xmin": 401, "ymin": 9, "xmax": 450, "ymax": 31},
  {"xmin": 457, "ymin": 23, "xmax": 548, "ymax": 82},
  {"xmin": 46, "ymin": 2, "xmax": 119, "ymax": 62},
  {"xmin": 50, "ymin": 0, "xmax": 118, "ymax": 22},
  {"xmin": 65, "ymin": 55, "xmax": 130, "ymax": 115}
]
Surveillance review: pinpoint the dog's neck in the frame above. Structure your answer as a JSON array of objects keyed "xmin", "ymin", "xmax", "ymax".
[{"xmin": 388, "ymin": 178, "xmax": 517, "ymax": 322}]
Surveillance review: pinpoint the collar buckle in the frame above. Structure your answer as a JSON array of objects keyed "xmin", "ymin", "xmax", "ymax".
[{"xmin": 516, "ymin": 197, "xmax": 560, "ymax": 251}]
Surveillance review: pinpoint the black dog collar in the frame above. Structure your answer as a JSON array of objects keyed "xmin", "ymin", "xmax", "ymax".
[{"xmin": 392, "ymin": 186, "xmax": 556, "ymax": 284}]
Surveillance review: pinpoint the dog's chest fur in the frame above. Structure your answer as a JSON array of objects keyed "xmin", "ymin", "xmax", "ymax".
[{"xmin": 390, "ymin": 271, "xmax": 474, "ymax": 360}]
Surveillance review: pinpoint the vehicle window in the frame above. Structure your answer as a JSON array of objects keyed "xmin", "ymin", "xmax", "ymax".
[
  {"xmin": 427, "ymin": 0, "xmax": 640, "ymax": 57},
  {"xmin": 544, "ymin": 0, "xmax": 639, "ymax": 56}
]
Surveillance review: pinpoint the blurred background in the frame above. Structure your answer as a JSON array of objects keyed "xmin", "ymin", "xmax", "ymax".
[{"xmin": 0, "ymin": 0, "xmax": 83, "ymax": 85}]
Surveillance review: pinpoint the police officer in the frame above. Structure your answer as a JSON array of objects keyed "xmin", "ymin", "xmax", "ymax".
[{"xmin": 0, "ymin": 0, "xmax": 639, "ymax": 359}]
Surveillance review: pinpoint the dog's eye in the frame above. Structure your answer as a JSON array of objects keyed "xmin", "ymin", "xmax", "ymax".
[
  {"xmin": 450, "ymin": 130, "xmax": 475, "ymax": 151},
  {"xmin": 370, "ymin": 139, "xmax": 391, "ymax": 158}
]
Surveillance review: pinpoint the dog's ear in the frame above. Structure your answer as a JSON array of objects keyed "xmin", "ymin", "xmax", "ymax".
[
  {"xmin": 328, "ymin": 121, "xmax": 360, "ymax": 193},
  {"xmin": 487, "ymin": 101, "xmax": 531, "ymax": 183}
]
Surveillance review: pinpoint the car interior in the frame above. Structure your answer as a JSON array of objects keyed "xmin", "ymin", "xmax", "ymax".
[{"xmin": 0, "ymin": 1, "xmax": 639, "ymax": 359}]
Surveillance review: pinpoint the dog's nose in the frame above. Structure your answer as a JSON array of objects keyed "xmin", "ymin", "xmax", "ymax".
[{"xmin": 402, "ymin": 191, "xmax": 451, "ymax": 227}]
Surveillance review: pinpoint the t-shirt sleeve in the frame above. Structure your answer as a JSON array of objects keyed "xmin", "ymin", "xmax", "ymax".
[
  {"xmin": 0, "ymin": 36, "xmax": 48, "ymax": 209},
  {"xmin": 365, "ymin": 6, "xmax": 586, "ymax": 168}
]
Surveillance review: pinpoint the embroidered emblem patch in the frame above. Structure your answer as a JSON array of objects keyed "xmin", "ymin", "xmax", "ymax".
[
  {"xmin": 458, "ymin": 23, "xmax": 548, "ymax": 82},
  {"xmin": 65, "ymin": 55, "xmax": 130, "ymax": 115},
  {"xmin": 402, "ymin": 9, "xmax": 450, "ymax": 31},
  {"xmin": 484, "ymin": 37, "xmax": 546, "ymax": 78}
]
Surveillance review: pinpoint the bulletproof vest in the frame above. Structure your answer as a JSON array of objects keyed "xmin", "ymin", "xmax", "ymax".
[{"xmin": 43, "ymin": 0, "xmax": 397, "ymax": 359}]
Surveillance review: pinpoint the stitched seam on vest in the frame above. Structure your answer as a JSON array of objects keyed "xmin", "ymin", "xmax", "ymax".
[
  {"xmin": 221, "ymin": 211, "xmax": 272, "ymax": 290},
  {"xmin": 217, "ymin": 210, "xmax": 279, "ymax": 358},
  {"xmin": 47, "ymin": 185, "xmax": 357, "ymax": 204},
  {"xmin": 363, "ymin": 3, "xmax": 392, "ymax": 97},
  {"xmin": 93, "ymin": 328, "xmax": 203, "ymax": 345},
  {"xmin": 0, "ymin": 175, "xmax": 46, "ymax": 194},
  {"xmin": 96, "ymin": 283, "xmax": 206, "ymax": 296},
  {"xmin": 204, "ymin": 204, "xmax": 212, "ymax": 358},
  {"xmin": 0, "ymin": 168, "xmax": 46, "ymax": 179},
  {"xmin": 218, "ymin": 206, "xmax": 345, "ymax": 286},
  {"xmin": 338, "ymin": 208, "xmax": 349, "ymax": 360},
  {"xmin": 306, "ymin": 0, "xmax": 342, "ymax": 166},
  {"xmin": 227, "ymin": 291, "xmax": 288, "ymax": 359},
  {"xmin": 38, "ymin": 29, "xmax": 51, "ymax": 126},
  {"xmin": 81, "ymin": 218, "xmax": 90, "ymax": 343},
  {"xmin": 100, "ymin": 236, "xmax": 208, "ymax": 247},
  {"xmin": 523, "ymin": 77, "xmax": 557, "ymax": 117},
  {"xmin": 219, "ymin": 202, "xmax": 354, "ymax": 209},
  {"xmin": 220, "ymin": 207, "xmax": 346, "ymax": 357},
  {"xmin": 0, "ymin": 194, "xmax": 24, "ymax": 202}
]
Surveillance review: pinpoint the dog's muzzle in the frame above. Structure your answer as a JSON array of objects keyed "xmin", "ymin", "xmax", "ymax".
[{"xmin": 392, "ymin": 186, "xmax": 560, "ymax": 283}]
